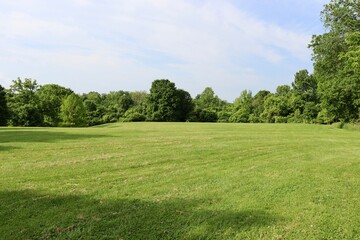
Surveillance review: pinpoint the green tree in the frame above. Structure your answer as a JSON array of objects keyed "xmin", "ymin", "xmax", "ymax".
[
  {"xmin": 130, "ymin": 91, "xmax": 147, "ymax": 114},
  {"xmin": 193, "ymin": 87, "xmax": 225, "ymax": 111},
  {"xmin": 102, "ymin": 91, "xmax": 134, "ymax": 122},
  {"xmin": 261, "ymin": 94, "xmax": 277, "ymax": 123},
  {"xmin": 122, "ymin": 108, "xmax": 146, "ymax": 122},
  {"xmin": 229, "ymin": 90, "xmax": 253, "ymax": 123},
  {"xmin": 7, "ymin": 78, "xmax": 42, "ymax": 126},
  {"xmin": 252, "ymin": 90, "xmax": 271, "ymax": 122},
  {"xmin": 292, "ymin": 70, "xmax": 318, "ymax": 102},
  {"xmin": 262, "ymin": 87, "xmax": 292, "ymax": 123},
  {"xmin": 309, "ymin": 0, "xmax": 360, "ymax": 122},
  {"xmin": 176, "ymin": 89, "xmax": 194, "ymax": 121},
  {"xmin": 83, "ymin": 92, "xmax": 105, "ymax": 126},
  {"xmin": 341, "ymin": 32, "xmax": 360, "ymax": 74},
  {"xmin": 130, "ymin": 91, "xmax": 148, "ymax": 107},
  {"xmin": 192, "ymin": 87, "xmax": 227, "ymax": 122},
  {"xmin": 122, "ymin": 91, "xmax": 148, "ymax": 122},
  {"xmin": 60, "ymin": 94, "xmax": 87, "ymax": 127},
  {"xmin": 290, "ymin": 70, "xmax": 319, "ymax": 122},
  {"xmin": 275, "ymin": 85, "xmax": 291, "ymax": 97},
  {"xmin": 146, "ymin": 79, "xmax": 180, "ymax": 121},
  {"xmin": 340, "ymin": 31, "xmax": 360, "ymax": 118},
  {"xmin": 36, "ymin": 84, "xmax": 73, "ymax": 126},
  {"xmin": 0, "ymin": 84, "xmax": 9, "ymax": 126},
  {"xmin": 303, "ymin": 102, "xmax": 320, "ymax": 123}
]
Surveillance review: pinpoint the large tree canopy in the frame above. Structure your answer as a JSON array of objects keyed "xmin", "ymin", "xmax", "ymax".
[
  {"xmin": 146, "ymin": 79, "xmax": 179, "ymax": 121},
  {"xmin": 191, "ymin": 87, "xmax": 228, "ymax": 122},
  {"xmin": 60, "ymin": 94, "xmax": 87, "ymax": 127},
  {"xmin": 37, "ymin": 84, "xmax": 73, "ymax": 126},
  {"xmin": 310, "ymin": 0, "xmax": 360, "ymax": 122},
  {"xmin": 146, "ymin": 79, "xmax": 193, "ymax": 122},
  {"xmin": 7, "ymin": 78, "xmax": 43, "ymax": 126},
  {"xmin": 230, "ymin": 90, "xmax": 253, "ymax": 123}
]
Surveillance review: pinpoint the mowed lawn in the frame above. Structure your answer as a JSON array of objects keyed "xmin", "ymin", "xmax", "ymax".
[{"xmin": 0, "ymin": 123, "xmax": 359, "ymax": 239}]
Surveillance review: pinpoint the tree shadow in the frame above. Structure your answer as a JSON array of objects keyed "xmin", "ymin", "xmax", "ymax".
[
  {"xmin": 0, "ymin": 190, "xmax": 280, "ymax": 239},
  {"xmin": 0, "ymin": 130, "xmax": 111, "ymax": 144},
  {"xmin": 0, "ymin": 145, "xmax": 20, "ymax": 151}
]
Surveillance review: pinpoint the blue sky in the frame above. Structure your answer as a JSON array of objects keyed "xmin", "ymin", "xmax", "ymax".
[{"xmin": 0, "ymin": 0, "xmax": 327, "ymax": 101}]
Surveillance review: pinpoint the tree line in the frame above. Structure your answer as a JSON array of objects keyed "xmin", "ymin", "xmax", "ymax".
[{"xmin": 0, "ymin": 0, "xmax": 359, "ymax": 127}]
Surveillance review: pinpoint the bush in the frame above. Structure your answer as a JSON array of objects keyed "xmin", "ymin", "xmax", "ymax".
[
  {"xmin": 217, "ymin": 110, "xmax": 231, "ymax": 123},
  {"xmin": 189, "ymin": 109, "xmax": 218, "ymax": 122},
  {"xmin": 248, "ymin": 114, "xmax": 261, "ymax": 123},
  {"xmin": 316, "ymin": 109, "xmax": 335, "ymax": 124},
  {"xmin": 102, "ymin": 114, "xmax": 119, "ymax": 123},
  {"xmin": 123, "ymin": 108, "xmax": 146, "ymax": 122},
  {"xmin": 274, "ymin": 116, "xmax": 288, "ymax": 123}
]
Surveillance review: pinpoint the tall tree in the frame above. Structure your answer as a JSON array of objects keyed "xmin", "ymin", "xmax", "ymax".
[
  {"xmin": 146, "ymin": 79, "xmax": 180, "ymax": 121},
  {"xmin": 193, "ymin": 87, "xmax": 225, "ymax": 112},
  {"xmin": 83, "ymin": 91, "xmax": 105, "ymax": 126},
  {"xmin": 262, "ymin": 86, "xmax": 292, "ymax": 123},
  {"xmin": 7, "ymin": 78, "xmax": 42, "ymax": 126},
  {"xmin": 192, "ymin": 87, "xmax": 227, "ymax": 122},
  {"xmin": 102, "ymin": 91, "xmax": 134, "ymax": 122},
  {"xmin": 122, "ymin": 91, "xmax": 148, "ymax": 122},
  {"xmin": 290, "ymin": 70, "xmax": 319, "ymax": 122},
  {"xmin": 275, "ymin": 85, "xmax": 291, "ymax": 97},
  {"xmin": 130, "ymin": 91, "xmax": 148, "ymax": 107},
  {"xmin": 309, "ymin": 0, "xmax": 360, "ymax": 122},
  {"xmin": 60, "ymin": 94, "xmax": 87, "ymax": 127},
  {"xmin": 176, "ymin": 89, "xmax": 194, "ymax": 122},
  {"xmin": 229, "ymin": 90, "xmax": 253, "ymax": 123},
  {"xmin": 0, "ymin": 84, "xmax": 9, "ymax": 126},
  {"xmin": 252, "ymin": 90, "xmax": 270, "ymax": 122},
  {"xmin": 292, "ymin": 70, "xmax": 318, "ymax": 102},
  {"xmin": 36, "ymin": 84, "xmax": 73, "ymax": 126}
]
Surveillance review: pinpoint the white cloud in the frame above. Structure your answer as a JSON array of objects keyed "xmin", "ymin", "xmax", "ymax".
[{"xmin": 0, "ymin": 0, "xmax": 322, "ymax": 100}]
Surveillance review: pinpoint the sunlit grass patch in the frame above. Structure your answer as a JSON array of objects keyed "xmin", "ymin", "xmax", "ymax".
[{"xmin": 0, "ymin": 123, "xmax": 359, "ymax": 239}]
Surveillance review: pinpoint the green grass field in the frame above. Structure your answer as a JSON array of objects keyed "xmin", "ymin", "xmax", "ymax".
[{"xmin": 1, "ymin": 123, "xmax": 359, "ymax": 239}]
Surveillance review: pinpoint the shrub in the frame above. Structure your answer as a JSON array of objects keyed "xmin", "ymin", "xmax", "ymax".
[
  {"xmin": 274, "ymin": 116, "xmax": 288, "ymax": 123},
  {"xmin": 123, "ymin": 108, "xmax": 146, "ymax": 122}
]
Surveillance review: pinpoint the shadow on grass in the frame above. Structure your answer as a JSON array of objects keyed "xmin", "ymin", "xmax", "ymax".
[
  {"xmin": 0, "ymin": 145, "xmax": 20, "ymax": 151},
  {"xmin": 0, "ymin": 130, "xmax": 110, "ymax": 144},
  {"xmin": 0, "ymin": 190, "xmax": 279, "ymax": 239}
]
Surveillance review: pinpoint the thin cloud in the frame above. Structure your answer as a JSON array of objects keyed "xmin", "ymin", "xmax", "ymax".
[{"xmin": 0, "ymin": 0, "xmax": 324, "ymax": 100}]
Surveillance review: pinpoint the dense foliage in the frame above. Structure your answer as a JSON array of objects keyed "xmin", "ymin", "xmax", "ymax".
[
  {"xmin": 1, "ymin": 1, "xmax": 359, "ymax": 126},
  {"xmin": 0, "ymin": 71, "xmax": 349, "ymax": 127},
  {"xmin": 37, "ymin": 84, "xmax": 73, "ymax": 126},
  {"xmin": 146, "ymin": 80, "xmax": 193, "ymax": 122},
  {"xmin": 309, "ymin": 0, "xmax": 360, "ymax": 123},
  {"xmin": 60, "ymin": 94, "xmax": 87, "ymax": 127},
  {"xmin": 0, "ymin": 84, "xmax": 9, "ymax": 126},
  {"xmin": 6, "ymin": 78, "xmax": 43, "ymax": 126}
]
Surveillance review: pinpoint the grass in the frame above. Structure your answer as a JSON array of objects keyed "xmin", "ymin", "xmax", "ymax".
[{"xmin": 0, "ymin": 123, "xmax": 359, "ymax": 239}]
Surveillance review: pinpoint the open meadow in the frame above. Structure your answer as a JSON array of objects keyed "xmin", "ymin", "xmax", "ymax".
[{"xmin": 0, "ymin": 123, "xmax": 359, "ymax": 239}]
